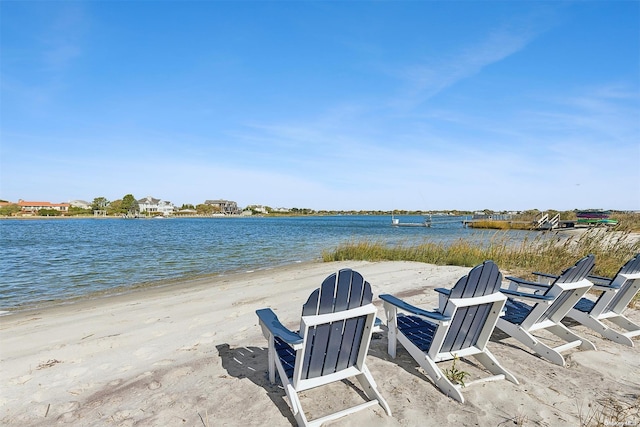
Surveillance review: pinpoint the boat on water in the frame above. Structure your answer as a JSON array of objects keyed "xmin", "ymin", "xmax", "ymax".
[
  {"xmin": 577, "ymin": 218, "xmax": 618, "ymax": 225},
  {"xmin": 576, "ymin": 210, "xmax": 611, "ymax": 219},
  {"xmin": 575, "ymin": 210, "xmax": 617, "ymax": 225}
]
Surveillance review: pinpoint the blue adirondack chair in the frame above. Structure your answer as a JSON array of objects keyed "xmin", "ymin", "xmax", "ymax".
[
  {"xmin": 256, "ymin": 269, "xmax": 391, "ymax": 427},
  {"xmin": 380, "ymin": 261, "xmax": 518, "ymax": 403},
  {"xmin": 567, "ymin": 253, "xmax": 640, "ymax": 346},
  {"xmin": 496, "ymin": 254, "xmax": 596, "ymax": 366}
]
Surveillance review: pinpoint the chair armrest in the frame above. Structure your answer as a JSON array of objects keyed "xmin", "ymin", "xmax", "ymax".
[
  {"xmin": 533, "ymin": 271, "xmax": 558, "ymax": 280},
  {"xmin": 590, "ymin": 282, "xmax": 622, "ymax": 291},
  {"xmin": 506, "ymin": 276, "xmax": 552, "ymax": 291},
  {"xmin": 256, "ymin": 308, "xmax": 304, "ymax": 346},
  {"xmin": 587, "ymin": 274, "xmax": 613, "ymax": 286},
  {"xmin": 379, "ymin": 294, "xmax": 450, "ymax": 322},
  {"xmin": 500, "ymin": 288, "xmax": 555, "ymax": 302},
  {"xmin": 434, "ymin": 287, "xmax": 450, "ymax": 311},
  {"xmin": 588, "ymin": 273, "xmax": 612, "ymax": 281}
]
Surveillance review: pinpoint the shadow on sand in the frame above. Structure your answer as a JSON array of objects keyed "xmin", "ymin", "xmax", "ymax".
[
  {"xmin": 216, "ymin": 343, "xmax": 297, "ymax": 425},
  {"xmin": 217, "ymin": 334, "xmax": 404, "ymax": 425}
]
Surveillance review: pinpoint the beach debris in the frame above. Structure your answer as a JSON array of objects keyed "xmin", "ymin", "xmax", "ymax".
[{"xmin": 37, "ymin": 359, "xmax": 62, "ymax": 370}]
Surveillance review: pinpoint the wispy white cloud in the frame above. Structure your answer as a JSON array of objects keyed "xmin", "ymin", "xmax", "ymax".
[
  {"xmin": 428, "ymin": 32, "xmax": 523, "ymax": 87},
  {"xmin": 391, "ymin": 27, "xmax": 539, "ymax": 108},
  {"xmin": 539, "ymin": 84, "xmax": 640, "ymax": 143},
  {"xmin": 40, "ymin": 4, "xmax": 86, "ymax": 72},
  {"xmin": 217, "ymin": 74, "xmax": 639, "ymax": 210}
]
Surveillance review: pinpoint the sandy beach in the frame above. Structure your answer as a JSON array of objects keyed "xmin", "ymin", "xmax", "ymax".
[{"xmin": 1, "ymin": 260, "xmax": 638, "ymax": 426}]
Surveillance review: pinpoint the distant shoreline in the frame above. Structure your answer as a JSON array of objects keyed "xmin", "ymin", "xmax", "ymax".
[{"xmin": 0, "ymin": 214, "xmax": 247, "ymax": 220}]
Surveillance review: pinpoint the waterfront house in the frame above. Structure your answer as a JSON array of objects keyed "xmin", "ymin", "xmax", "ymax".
[
  {"xmin": 17, "ymin": 200, "xmax": 71, "ymax": 215},
  {"xmin": 70, "ymin": 200, "xmax": 92, "ymax": 210},
  {"xmin": 204, "ymin": 199, "xmax": 239, "ymax": 215},
  {"xmin": 137, "ymin": 196, "xmax": 176, "ymax": 216}
]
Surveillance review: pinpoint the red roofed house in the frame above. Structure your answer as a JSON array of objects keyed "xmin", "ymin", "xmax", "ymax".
[{"xmin": 18, "ymin": 200, "xmax": 71, "ymax": 215}]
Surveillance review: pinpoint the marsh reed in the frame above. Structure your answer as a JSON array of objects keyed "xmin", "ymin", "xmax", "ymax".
[
  {"xmin": 322, "ymin": 229, "xmax": 640, "ymax": 280},
  {"xmin": 467, "ymin": 220, "xmax": 534, "ymax": 230}
]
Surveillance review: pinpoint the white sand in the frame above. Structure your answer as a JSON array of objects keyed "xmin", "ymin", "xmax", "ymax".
[{"xmin": 1, "ymin": 260, "xmax": 638, "ymax": 426}]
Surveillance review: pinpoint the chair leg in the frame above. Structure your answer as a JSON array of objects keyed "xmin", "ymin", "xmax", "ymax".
[
  {"xmin": 529, "ymin": 337, "xmax": 566, "ymax": 366},
  {"xmin": 423, "ymin": 357, "xmax": 465, "ymax": 403},
  {"xmin": 356, "ymin": 367, "xmax": 392, "ymax": 416},
  {"xmin": 497, "ymin": 321, "xmax": 566, "ymax": 366},
  {"xmin": 569, "ymin": 311, "xmax": 636, "ymax": 347},
  {"xmin": 601, "ymin": 326, "xmax": 636, "ymax": 347},
  {"xmin": 547, "ymin": 324, "xmax": 597, "ymax": 351},
  {"xmin": 395, "ymin": 332, "xmax": 466, "ymax": 401},
  {"xmin": 385, "ymin": 305, "xmax": 398, "ymax": 358},
  {"xmin": 284, "ymin": 383, "xmax": 309, "ymax": 427},
  {"xmin": 405, "ymin": 354, "xmax": 464, "ymax": 403},
  {"xmin": 473, "ymin": 350, "xmax": 519, "ymax": 384},
  {"xmin": 608, "ymin": 315, "xmax": 640, "ymax": 341},
  {"xmin": 267, "ymin": 336, "xmax": 277, "ymax": 384}
]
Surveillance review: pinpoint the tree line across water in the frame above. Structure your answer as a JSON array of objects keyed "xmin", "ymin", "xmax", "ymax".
[{"xmin": 1, "ymin": 196, "xmax": 638, "ymax": 232}]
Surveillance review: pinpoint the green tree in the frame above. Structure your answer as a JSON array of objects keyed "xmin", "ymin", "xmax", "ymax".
[
  {"xmin": 69, "ymin": 206, "xmax": 91, "ymax": 216},
  {"xmin": 107, "ymin": 199, "xmax": 123, "ymax": 216},
  {"xmin": 91, "ymin": 197, "xmax": 110, "ymax": 212},
  {"xmin": 196, "ymin": 203, "xmax": 214, "ymax": 215},
  {"xmin": 0, "ymin": 203, "xmax": 21, "ymax": 216},
  {"xmin": 38, "ymin": 208, "xmax": 61, "ymax": 216},
  {"xmin": 121, "ymin": 194, "xmax": 139, "ymax": 216},
  {"xmin": 181, "ymin": 204, "xmax": 195, "ymax": 210}
]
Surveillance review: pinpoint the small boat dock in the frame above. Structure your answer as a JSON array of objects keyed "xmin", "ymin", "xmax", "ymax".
[
  {"xmin": 391, "ymin": 217, "xmax": 430, "ymax": 227},
  {"xmin": 461, "ymin": 210, "xmax": 618, "ymax": 230},
  {"xmin": 391, "ymin": 214, "xmax": 469, "ymax": 228}
]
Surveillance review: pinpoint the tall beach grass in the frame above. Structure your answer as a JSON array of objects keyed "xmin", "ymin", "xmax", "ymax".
[
  {"xmin": 322, "ymin": 229, "xmax": 640, "ymax": 280},
  {"xmin": 467, "ymin": 220, "xmax": 535, "ymax": 230}
]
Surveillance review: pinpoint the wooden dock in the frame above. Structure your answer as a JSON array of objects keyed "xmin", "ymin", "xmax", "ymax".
[
  {"xmin": 392, "ymin": 215, "xmax": 469, "ymax": 228},
  {"xmin": 391, "ymin": 218, "xmax": 430, "ymax": 227}
]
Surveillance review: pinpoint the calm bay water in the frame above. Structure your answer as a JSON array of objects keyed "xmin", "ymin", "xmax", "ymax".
[{"xmin": 0, "ymin": 215, "xmax": 526, "ymax": 310}]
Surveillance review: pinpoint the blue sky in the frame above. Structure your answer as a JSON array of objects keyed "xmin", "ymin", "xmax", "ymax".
[{"xmin": 1, "ymin": 1, "xmax": 638, "ymax": 211}]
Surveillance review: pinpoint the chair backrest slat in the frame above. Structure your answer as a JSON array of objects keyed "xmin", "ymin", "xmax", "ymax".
[
  {"xmin": 534, "ymin": 255, "xmax": 595, "ymax": 323},
  {"xmin": 334, "ymin": 272, "xmax": 352, "ymax": 311},
  {"xmin": 323, "ymin": 270, "xmax": 357, "ymax": 375},
  {"xmin": 299, "ymin": 269, "xmax": 373, "ymax": 379},
  {"xmin": 606, "ymin": 253, "xmax": 640, "ymax": 312},
  {"xmin": 619, "ymin": 253, "xmax": 640, "ymax": 275},
  {"xmin": 540, "ymin": 288, "xmax": 574, "ymax": 323},
  {"xmin": 443, "ymin": 303, "xmax": 493, "ymax": 353},
  {"xmin": 318, "ymin": 278, "xmax": 337, "ymax": 313},
  {"xmin": 449, "ymin": 262, "xmax": 502, "ymax": 299},
  {"xmin": 555, "ymin": 255, "xmax": 594, "ymax": 284},
  {"xmin": 441, "ymin": 261, "xmax": 503, "ymax": 353},
  {"xmin": 345, "ymin": 274, "xmax": 372, "ymax": 369},
  {"xmin": 305, "ymin": 275, "xmax": 339, "ymax": 378}
]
